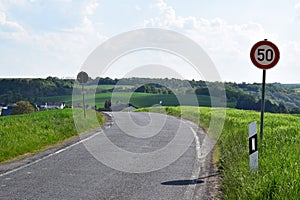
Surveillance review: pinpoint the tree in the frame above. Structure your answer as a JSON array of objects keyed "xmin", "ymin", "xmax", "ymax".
[
  {"xmin": 290, "ymin": 107, "xmax": 300, "ymax": 114},
  {"xmin": 11, "ymin": 101, "xmax": 35, "ymax": 115},
  {"xmin": 277, "ymin": 103, "xmax": 288, "ymax": 113},
  {"xmin": 236, "ymin": 94, "xmax": 258, "ymax": 110},
  {"xmin": 256, "ymin": 99, "xmax": 278, "ymax": 113},
  {"xmin": 195, "ymin": 87, "xmax": 209, "ymax": 95}
]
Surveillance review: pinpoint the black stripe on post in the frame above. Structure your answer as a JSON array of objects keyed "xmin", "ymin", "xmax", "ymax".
[{"xmin": 249, "ymin": 134, "xmax": 258, "ymax": 155}]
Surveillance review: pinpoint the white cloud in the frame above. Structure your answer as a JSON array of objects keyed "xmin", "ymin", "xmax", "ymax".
[
  {"xmin": 0, "ymin": 0, "xmax": 107, "ymax": 77},
  {"xmin": 277, "ymin": 41, "xmax": 300, "ymax": 72},
  {"xmin": 294, "ymin": 1, "xmax": 300, "ymax": 23},
  {"xmin": 145, "ymin": 0, "xmax": 274, "ymax": 45},
  {"xmin": 1, "ymin": 0, "xmax": 298, "ymax": 82},
  {"xmin": 142, "ymin": 0, "xmax": 288, "ymax": 82},
  {"xmin": 144, "ymin": 0, "xmax": 300, "ymax": 83},
  {"xmin": 0, "ymin": 11, "xmax": 27, "ymax": 40},
  {"xmin": 134, "ymin": 5, "xmax": 142, "ymax": 11},
  {"xmin": 0, "ymin": 12, "xmax": 24, "ymax": 31},
  {"xmin": 146, "ymin": 0, "xmax": 182, "ymax": 28},
  {"xmin": 84, "ymin": 0, "xmax": 99, "ymax": 15}
]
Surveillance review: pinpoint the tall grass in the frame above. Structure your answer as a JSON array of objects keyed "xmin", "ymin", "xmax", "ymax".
[
  {"xmin": 0, "ymin": 109, "xmax": 104, "ymax": 163},
  {"xmin": 136, "ymin": 106, "xmax": 300, "ymax": 199}
]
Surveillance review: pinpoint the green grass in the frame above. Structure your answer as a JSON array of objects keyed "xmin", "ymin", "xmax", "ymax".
[
  {"xmin": 294, "ymin": 88, "xmax": 300, "ymax": 93},
  {"xmin": 0, "ymin": 109, "xmax": 104, "ymax": 163},
  {"xmin": 73, "ymin": 84, "xmax": 134, "ymax": 90},
  {"xmin": 39, "ymin": 92, "xmax": 153, "ymax": 107},
  {"xmin": 40, "ymin": 91, "xmax": 231, "ymax": 109},
  {"xmin": 136, "ymin": 106, "xmax": 300, "ymax": 199}
]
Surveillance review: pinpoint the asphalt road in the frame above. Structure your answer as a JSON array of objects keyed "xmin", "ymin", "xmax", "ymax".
[{"xmin": 0, "ymin": 112, "xmax": 218, "ymax": 200}]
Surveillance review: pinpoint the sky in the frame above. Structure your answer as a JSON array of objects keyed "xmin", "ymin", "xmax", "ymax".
[{"xmin": 1, "ymin": 0, "xmax": 300, "ymax": 83}]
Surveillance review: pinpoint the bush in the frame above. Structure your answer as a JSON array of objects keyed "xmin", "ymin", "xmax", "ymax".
[{"xmin": 11, "ymin": 101, "xmax": 35, "ymax": 115}]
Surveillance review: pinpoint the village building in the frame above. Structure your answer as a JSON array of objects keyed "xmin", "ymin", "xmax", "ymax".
[
  {"xmin": 35, "ymin": 102, "xmax": 66, "ymax": 110},
  {"xmin": 0, "ymin": 103, "xmax": 17, "ymax": 117}
]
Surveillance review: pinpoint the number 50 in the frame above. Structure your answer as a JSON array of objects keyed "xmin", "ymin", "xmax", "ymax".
[{"xmin": 257, "ymin": 48, "xmax": 274, "ymax": 62}]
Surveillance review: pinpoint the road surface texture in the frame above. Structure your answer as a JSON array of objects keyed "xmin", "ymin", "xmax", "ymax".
[{"xmin": 0, "ymin": 112, "xmax": 219, "ymax": 200}]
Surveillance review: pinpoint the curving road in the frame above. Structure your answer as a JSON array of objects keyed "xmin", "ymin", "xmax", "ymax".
[{"xmin": 0, "ymin": 112, "xmax": 218, "ymax": 200}]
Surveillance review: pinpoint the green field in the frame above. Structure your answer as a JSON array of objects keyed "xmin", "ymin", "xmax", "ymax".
[
  {"xmin": 75, "ymin": 84, "xmax": 135, "ymax": 91},
  {"xmin": 294, "ymin": 88, "xmax": 300, "ymax": 93},
  {"xmin": 136, "ymin": 106, "xmax": 300, "ymax": 199},
  {"xmin": 0, "ymin": 109, "xmax": 104, "ymax": 163},
  {"xmin": 38, "ymin": 84, "xmax": 236, "ymax": 109},
  {"xmin": 72, "ymin": 84, "xmax": 134, "ymax": 89},
  {"xmin": 40, "ymin": 91, "xmax": 233, "ymax": 109}
]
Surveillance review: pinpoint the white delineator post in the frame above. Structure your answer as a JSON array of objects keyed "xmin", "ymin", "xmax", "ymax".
[{"xmin": 248, "ymin": 121, "xmax": 258, "ymax": 171}]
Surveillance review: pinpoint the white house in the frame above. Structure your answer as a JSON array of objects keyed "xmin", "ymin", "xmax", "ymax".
[{"xmin": 36, "ymin": 102, "xmax": 66, "ymax": 110}]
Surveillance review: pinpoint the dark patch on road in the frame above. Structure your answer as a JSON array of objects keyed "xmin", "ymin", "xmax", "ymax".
[{"xmin": 161, "ymin": 179, "xmax": 204, "ymax": 186}]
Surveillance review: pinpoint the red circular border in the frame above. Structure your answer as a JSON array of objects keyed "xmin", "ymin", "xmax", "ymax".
[{"xmin": 250, "ymin": 40, "xmax": 280, "ymax": 70}]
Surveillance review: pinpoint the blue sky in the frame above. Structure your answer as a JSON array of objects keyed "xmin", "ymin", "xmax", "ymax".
[{"xmin": 1, "ymin": 0, "xmax": 300, "ymax": 83}]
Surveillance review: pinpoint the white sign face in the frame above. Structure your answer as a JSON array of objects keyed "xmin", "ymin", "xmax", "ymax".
[
  {"xmin": 250, "ymin": 40, "xmax": 280, "ymax": 70},
  {"xmin": 253, "ymin": 45, "xmax": 275, "ymax": 65}
]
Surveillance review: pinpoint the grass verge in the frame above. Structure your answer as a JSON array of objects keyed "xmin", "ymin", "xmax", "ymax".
[
  {"xmin": 135, "ymin": 106, "xmax": 300, "ymax": 199},
  {"xmin": 0, "ymin": 108, "xmax": 104, "ymax": 163}
]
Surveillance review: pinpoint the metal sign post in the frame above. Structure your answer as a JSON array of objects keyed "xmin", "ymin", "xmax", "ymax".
[
  {"xmin": 77, "ymin": 71, "xmax": 89, "ymax": 119},
  {"xmin": 250, "ymin": 39, "xmax": 280, "ymax": 142},
  {"xmin": 81, "ymin": 84, "xmax": 86, "ymax": 119},
  {"xmin": 260, "ymin": 69, "xmax": 266, "ymax": 141}
]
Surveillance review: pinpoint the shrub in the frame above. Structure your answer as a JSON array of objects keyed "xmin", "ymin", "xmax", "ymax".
[{"xmin": 11, "ymin": 101, "xmax": 35, "ymax": 115}]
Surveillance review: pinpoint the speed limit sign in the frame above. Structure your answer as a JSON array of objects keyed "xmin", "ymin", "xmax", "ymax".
[
  {"xmin": 77, "ymin": 71, "xmax": 89, "ymax": 84},
  {"xmin": 250, "ymin": 40, "xmax": 280, "ymax": 70},
  {"xmin": 250, "ymin": 39, "xmax": 280, "ymax": 144}
]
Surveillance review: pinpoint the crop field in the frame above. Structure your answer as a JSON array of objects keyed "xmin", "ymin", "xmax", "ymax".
[
  {"xmin": 136, "ymin": 106, "xmax": 300, "ymax": 199},
  {"xmin": 39, "ymin": 92, "xmax": 152, "ymax": 107},
  {"xmin": 39, "ymin": 84, "xmax": 236, "ymax": 109},
  {"xmin": 40, "ymin": 91, "xmax": 232, "ymax": 109},
  {"xmin": 0, "ymin": 109, "xmax": 104, "ymax": 163},
  {"xmin": 294, "ymin": 88, "xmax": 300, "ymax": 93},
  {"xmin": 72, "ymin": 84, "xmax": 134, "ymax": 90}
]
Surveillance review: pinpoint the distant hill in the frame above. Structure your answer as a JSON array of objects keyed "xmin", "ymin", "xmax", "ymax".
[
  {"xmin": 0, "ymin": 77, "xmax": 74, "ymax": 105},
  {"xmin": 279, "ymin": 83, "xmax": 300, "ymax": 89},
  {"xmin": 1, "ymin": 77, "xmax": 300, "ymax": 114},
  {"xmin": 224, "ymin": 82, "xmax": 300, "ymax": 107}
]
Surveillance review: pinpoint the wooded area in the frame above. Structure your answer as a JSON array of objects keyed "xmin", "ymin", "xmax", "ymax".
[{"xmin": 1, "ymin": 77, "xmax": 300, "ymax": 114}]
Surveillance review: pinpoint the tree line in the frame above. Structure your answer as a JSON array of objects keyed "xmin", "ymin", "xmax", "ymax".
[
  {"xmin": 0, "ymin": 77, "xmax": 74, "ymax": 104},
  {"xmin": 1, "ymin": 77, "xmax": 300, "ymax": 114}
]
